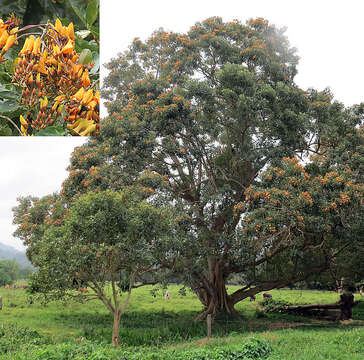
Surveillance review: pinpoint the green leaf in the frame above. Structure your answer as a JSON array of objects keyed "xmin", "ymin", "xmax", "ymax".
[
  {"xmin": 75, "ymin": 37, "xmax": 99, "ymax": 53},
  {"xmin": 0, "ymin": 123, "xmax": 12, "ymax": 136},
  {"xmin": 0, "ymin": 88, "xmax": 19, "ymax": 101},
  {"xmin": 79, "ymin": 48, "xmax": 93, "ymax": 65},
  {"xmin": 0, "ymin": 71, "xmax": 12, "ymax": 82},
  {"xmin": 0, "ymin": 100, "xmax": 21, "ymax": 114},
  {"xmin": 75, "ymin": 30, "xmax": 91, "ymax": 39},
  {"xmin": 90, "ymin": 24, "xmax": 99, "ymax": 40},
  {"xmin": 89, "ymin": 51, "xmax": 99, "ymax": 75},
  {"xmin": 35, "ymin": 126, "xmax": 67, "ymax": 136},
  {"xmin": 86, "ymin": 0, "xmax": 99, "ymax": 27},
  {"xmin": 66, "ymin": 0, "xmax": 87, "ymax": 28}
]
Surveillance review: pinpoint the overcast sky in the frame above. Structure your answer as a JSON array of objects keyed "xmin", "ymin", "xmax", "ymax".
[
  {"xmin": 0, "ymin": 138, "xmax": 86, "ymax": 250},
  {"xmin": 2, "ymin": 0, "xmax": 364, "ymax": 252},
  {"xmin": 101, "ymin": 0, "xmax": 364, "ymax": 107}
]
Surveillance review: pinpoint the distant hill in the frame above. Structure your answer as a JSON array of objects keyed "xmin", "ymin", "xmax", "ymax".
[{"xmin": 0, "ymin": 242, "xmax": 31, "ymax": 268}]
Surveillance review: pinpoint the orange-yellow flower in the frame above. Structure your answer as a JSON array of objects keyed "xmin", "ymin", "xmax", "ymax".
[
  {"xmin": 53, "ymin": 44, "xmax": 61, "ymax": 56},
  {"xmin": 32, "ymin": 37, "xmax": 41, "ymax": 55},
  {"xmin": 40, "ymin": 96, "xmax": 48, "ymax": 111},
  {"xmin": 81, "ymin": 69, "xmax": 90, "ymax": 87},
  {"xmin": 67, "ymin": 117, "xmax": 96, "ymax": 136},
  {"xmin": 54, "ymin": 94, "xmax": 66, "ymax": 102},
  {"xmin": 72, "ymin": 87, "xmax": 85, "ymax": 101},
  {"xmin": 54, "ymin": 18, "xmax": 63, "ymax": 35},
  {"xmin": 36, "ymin": 72, "xmax": 41, "ymax": 87},
  {"xmin": 35, "ymin": 58, "xmax": 48, "ymax": 74},
  {"xmin": 66, "ymin": 22, "xmax": 75, "ymax": 40},
  {"xmin": 19, "ymin": 36, "xmax": 33, "ymax": 55},
  {"xmin": 61, "ymin": 39, "xmax": 74, "ymax": 55},
  {"xmin": 81, "ymin": 89, "xmax": 93, "ymax": 106},
  {"xmin": 19, "ymin": 115, "xmax": 28, "ymax": 126},
  {"xmin": 2, "ymin": 34, "xmax": 15, "ymax": 52},
  {"xmin": 0, "ymin": 30, "xmax": 9, "ymax": 47}
]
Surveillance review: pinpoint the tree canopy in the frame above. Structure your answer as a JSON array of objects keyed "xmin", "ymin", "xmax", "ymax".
[
  {"xmin": 13, "ymin": 188, "xmax": 178, "ymax": 345},
  {"xmin": 14, "ymin": 17, "xmax": 364, "ymax": 319}
]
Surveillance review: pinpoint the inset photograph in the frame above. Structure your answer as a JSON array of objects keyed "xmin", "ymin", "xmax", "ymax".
[{"xmin": 0, "ymin": 0, "xmax": 99, "ymax": 136}]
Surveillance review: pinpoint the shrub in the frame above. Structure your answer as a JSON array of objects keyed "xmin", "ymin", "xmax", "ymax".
[
  {"xmin": 260, "ymin": 297, "xmax": 290, "ymax": 313},
  {"xmin": 0, "ymin": 337, "xmax": 272, "ymax": 360},
  {"xmin": 0, "ymin": 323, "xmax": 51, "ymax": 354}
]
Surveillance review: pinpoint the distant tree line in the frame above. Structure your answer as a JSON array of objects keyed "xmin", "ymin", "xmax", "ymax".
[{"xmin": 0, "ymin": 260, "xmax": 33, "ymax": 286}]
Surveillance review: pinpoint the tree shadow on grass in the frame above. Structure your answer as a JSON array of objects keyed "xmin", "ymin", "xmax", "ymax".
[{"xmin": 46, "ymin": 307, "xmax": 363, "ymax": 347}]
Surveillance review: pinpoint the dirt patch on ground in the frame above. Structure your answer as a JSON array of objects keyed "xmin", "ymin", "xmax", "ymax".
[
  {"xmin": 340, "ymin": 319, "xmax": 364, "ymax": 325},
  {"xmin": 261, "ymin": 331, "xmax": 278, "ymax": 340},
  {"xmin": 267, "ymin": 322, "xmax": 306, "ymax": 330}
]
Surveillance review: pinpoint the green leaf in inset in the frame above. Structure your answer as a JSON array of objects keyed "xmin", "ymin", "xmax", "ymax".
[
  {"xmin": 89, "ymin": 52, "xmax": 99, "ymax": 75},
  {"xmin": 75, "ymin": 37, "xmax": 99, "ymax": 53},
  {"xmin": 75, "ymin": 30, "xmax": 91, "ymax": 39},
  {"xmin": 67, "ymin": 0, "xmax": 87, "ymax": 28},
  {"xmin": 0, "ymin": 100, "xmax": 21, "ymax": 114},
  {"xmin": 0, "ymin": 120, "xmax": 12, "ymax": 136},
  {"xmin": 0, "ymin": 89, "xmax": 19, "ymax": 101},
  {"xmin": 35, "ymin": 125, "xmax": 67, "ymax": 136},
  {"xmin": 86, "ymin": 0, "xmax": 99, "ymax": 27},
  {"xmin": 79, "ymin": 48, "xmax": 93, "ymax": 65}
]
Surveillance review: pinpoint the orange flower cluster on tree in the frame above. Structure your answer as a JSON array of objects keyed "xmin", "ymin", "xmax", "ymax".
[
  {"xmin": 238, "ymin": 156, "xmax": 363, "ymax": 241},
  {"xmin": 11, "ymin": 18, "xmax": 99, "ymax": 136}
]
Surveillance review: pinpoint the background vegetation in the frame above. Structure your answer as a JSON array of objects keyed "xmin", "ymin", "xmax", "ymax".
[{"xmin": 0, "ymin": 285, "xmax": 363, "ymax": 359}]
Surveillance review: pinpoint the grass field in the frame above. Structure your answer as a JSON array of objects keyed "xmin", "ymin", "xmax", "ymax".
[{"xmin": 0, "ymin": 284, "xmax": 363, "ymax": 359}]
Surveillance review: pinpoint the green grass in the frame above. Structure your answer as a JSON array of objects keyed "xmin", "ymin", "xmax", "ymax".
[{"xmin": 0, "ymin": 284, "xmax": 363, "ymax": 359}]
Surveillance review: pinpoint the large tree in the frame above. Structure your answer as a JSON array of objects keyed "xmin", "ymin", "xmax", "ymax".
[{"xmin": 62, "ymin": 17, "xmax": 363, "ymax": 317}]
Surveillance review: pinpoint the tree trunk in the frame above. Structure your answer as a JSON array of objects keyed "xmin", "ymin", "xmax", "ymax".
[
  {"xmin": 194, "ymin": 260, "xmax": 239, "ymax": 319},
  {"xmin": 339, "ymin": 292, "xmax": 355, "ymax": 320},
  {"xmin": 112, "ymin": 310, "xmax": 121, "ymax": 346}
]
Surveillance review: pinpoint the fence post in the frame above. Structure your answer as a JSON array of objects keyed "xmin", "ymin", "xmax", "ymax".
[{"xmin": 207, "ymin": 314, "xmax": 212, "ymax": 339}]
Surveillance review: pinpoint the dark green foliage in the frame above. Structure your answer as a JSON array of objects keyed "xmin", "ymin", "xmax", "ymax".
[
  {"xmin": 0, "ymin": 337, "xmax": 271, "ymax": 360},
  {"xmin": 0, "ymin": 0, "xmax": 99, "ymax": 30},
  {"xmin": 0, "ymin": 324, "xmax": 50, "ymax": 354},
  {"xmin": 260, "ymin": 298, "xmax": 290, "ymax": 313}
]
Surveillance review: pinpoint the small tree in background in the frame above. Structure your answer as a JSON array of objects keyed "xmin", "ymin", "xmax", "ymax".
[{"xmin": 13, "ymin": 188, "xmax": 178, "ymax": 346}]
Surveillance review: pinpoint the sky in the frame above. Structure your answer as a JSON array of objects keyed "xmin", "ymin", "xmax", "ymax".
[
  {"xmin": 101, "ymin": 0, "xmax": 364, "ymax": 107},
  {"xmin": 0, "ymin": 138, "xmax": 86, "ymax": 250},
  {"xmin": 2, "ymin": 0, "xmax": 364, "ymax": 252}
]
